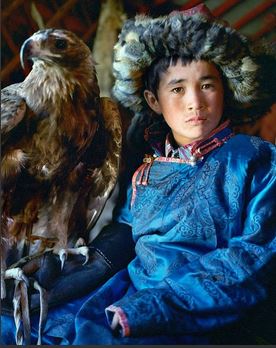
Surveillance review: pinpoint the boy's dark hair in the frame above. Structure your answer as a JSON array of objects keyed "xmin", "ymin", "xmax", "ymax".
[{"xmin": 144, "ymin": 55, "xmax": 194, "ymax": 98}]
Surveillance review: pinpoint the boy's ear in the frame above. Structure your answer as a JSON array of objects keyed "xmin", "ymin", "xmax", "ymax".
[{"xmin": 143, "ymin": 90, "xmax": 162, "ymax": 114}]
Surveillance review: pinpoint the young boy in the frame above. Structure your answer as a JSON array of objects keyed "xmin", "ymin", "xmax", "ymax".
[
  {"xmin": 2, "ymin": 4, "xmax": 275, "ymax": 345},
  {"xmin": 72, "ymin": 4, "xmax": 275, "ymax": 344}
]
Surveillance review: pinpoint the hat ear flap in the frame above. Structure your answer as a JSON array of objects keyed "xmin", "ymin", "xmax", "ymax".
[{"xmin": 143, "ymin": 90, "xmax": 162, "ymax": 114}]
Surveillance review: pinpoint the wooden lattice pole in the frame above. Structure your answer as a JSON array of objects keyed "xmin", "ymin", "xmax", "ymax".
[{"xmin": 92, "ymin": 0, "xmax": 126, "ymax": 97}]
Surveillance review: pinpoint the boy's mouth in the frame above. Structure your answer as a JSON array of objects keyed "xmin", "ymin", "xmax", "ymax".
[{"xmin": 186, "ymin": 116, "xmax": 207, "ymax": 124}]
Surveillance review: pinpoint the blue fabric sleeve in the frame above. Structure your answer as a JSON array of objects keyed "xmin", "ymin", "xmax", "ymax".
[{"xmin": 110, "ymin": 146, "xmax": 276, "ymax": 337}]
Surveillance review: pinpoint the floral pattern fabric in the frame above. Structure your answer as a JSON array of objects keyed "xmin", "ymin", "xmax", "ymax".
[{"xmin": 112, "ymin": 131, "xmax": 276, "ymax": 337}]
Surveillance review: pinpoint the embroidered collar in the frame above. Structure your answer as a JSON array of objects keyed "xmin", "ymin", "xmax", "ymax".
[
  {"xmin": 132, "ymin": 120, "xmax": 234, "ymax": 206},
  {"xmin": 144, "ymin": 120, "xmax": 234, "ymax": 165},
  {"xmin": 165, "ymin": 133, "xmax": 194, "ymax": 160}
]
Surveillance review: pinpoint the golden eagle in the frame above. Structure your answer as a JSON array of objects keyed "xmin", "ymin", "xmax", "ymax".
[{"xmin": 1, "ymin": 29, "xmax": 121, "ymax": 344}]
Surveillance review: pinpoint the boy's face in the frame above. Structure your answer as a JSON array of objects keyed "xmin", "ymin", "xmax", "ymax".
[{"xmin": 144, "ymin": 59, "xmax": 224, "ymax": 146}]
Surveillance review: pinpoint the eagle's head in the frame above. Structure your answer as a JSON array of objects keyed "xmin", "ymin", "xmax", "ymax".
[
  {"xmin": 20, "ymin": 29, "xmax": 100, "ymax": 106},
  {"xmin": 20, "ymin": 29, "xmax": 93, "ymax": 71}
]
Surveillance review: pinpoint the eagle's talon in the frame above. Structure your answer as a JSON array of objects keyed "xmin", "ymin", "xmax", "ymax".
[
  {"xmin": 58, "ymin": 249, "xmax": 67, "ymax": 270},
  {"xmin": 69, "ymin": 245, "xmax": 89, "ymax": 265},
  {"xmin": 82, "ymin": 249, "xmax": 89, "ymax": 265},
  {"xmin": 56, "ymin": 246, "xmax": 89, "ymax": 268},
  {"xmin": 74, "ymin": 240, "xmax": 89, "ymax": 264},
  {"xmin": 74, "ymin": 245, "xmax": 89, "ymax": 265}
]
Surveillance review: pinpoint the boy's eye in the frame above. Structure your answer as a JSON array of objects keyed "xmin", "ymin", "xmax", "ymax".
[
  {"xmin": 202, "ymin": 83, "xmax": 213, "ymax": 90},
  {"xmin": 171, "ymin": 87, "xmax": 184, "ymax": 94}
]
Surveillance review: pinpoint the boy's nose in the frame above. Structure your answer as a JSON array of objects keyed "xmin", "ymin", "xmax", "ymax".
[{"xmin": 186, "ymin": 90, "xmax": 204, "ymax": 111}]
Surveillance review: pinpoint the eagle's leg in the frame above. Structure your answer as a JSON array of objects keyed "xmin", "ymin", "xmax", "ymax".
[
  {"xmin": 1, "ymin": 267, "xmax": 29, "ymax": 299},
  {"xmin": 57, "ymin": 241, "xmax": 89, "ymax": 270},
  {"xmin": 2, "ymin": 248, "xmax": 50, "ymax": 299},
  {"xmin": 4, "ymin": 267, "xmax": 29, "ymax": 284},
  {"xmin": 51, "ymin": 187, "xmax": 90, "ymax": 270}
]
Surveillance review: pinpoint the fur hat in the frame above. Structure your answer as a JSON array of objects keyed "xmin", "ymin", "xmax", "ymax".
[{"xmin": 112, "ymin": 4, "xmax": 275, "ymax": 126}]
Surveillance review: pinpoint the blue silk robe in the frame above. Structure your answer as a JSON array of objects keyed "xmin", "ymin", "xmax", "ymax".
[{"xmin": 1, "ymin": 126, "xmax": 276, "ymax": 345}]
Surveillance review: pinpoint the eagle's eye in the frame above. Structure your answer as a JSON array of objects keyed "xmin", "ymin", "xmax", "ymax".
[{"xmin": 55, "ymin": 38, "xmax": 67, "ymax": 49}]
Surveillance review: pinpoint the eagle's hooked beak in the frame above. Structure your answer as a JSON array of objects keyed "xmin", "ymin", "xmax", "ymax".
[
  {"xmin": 20, "ymin": 37, "xmax": 35, "ymax": 72},
  {"xmin": 20, "ymin": 31, "xmax": 50, "ymax": 71},
  {"xmin": 20, "ymin": 30, "xmax": 64, "ymax": 74}
]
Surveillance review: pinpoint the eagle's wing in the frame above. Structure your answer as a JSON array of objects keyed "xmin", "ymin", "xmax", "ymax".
[
  {"xmin": 85, "ymin": 97, "xmax": 122, "ymax": 242},
  {"xmin": 1, "ymin": 84, "xmax": 26, "ymax": 138}
]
